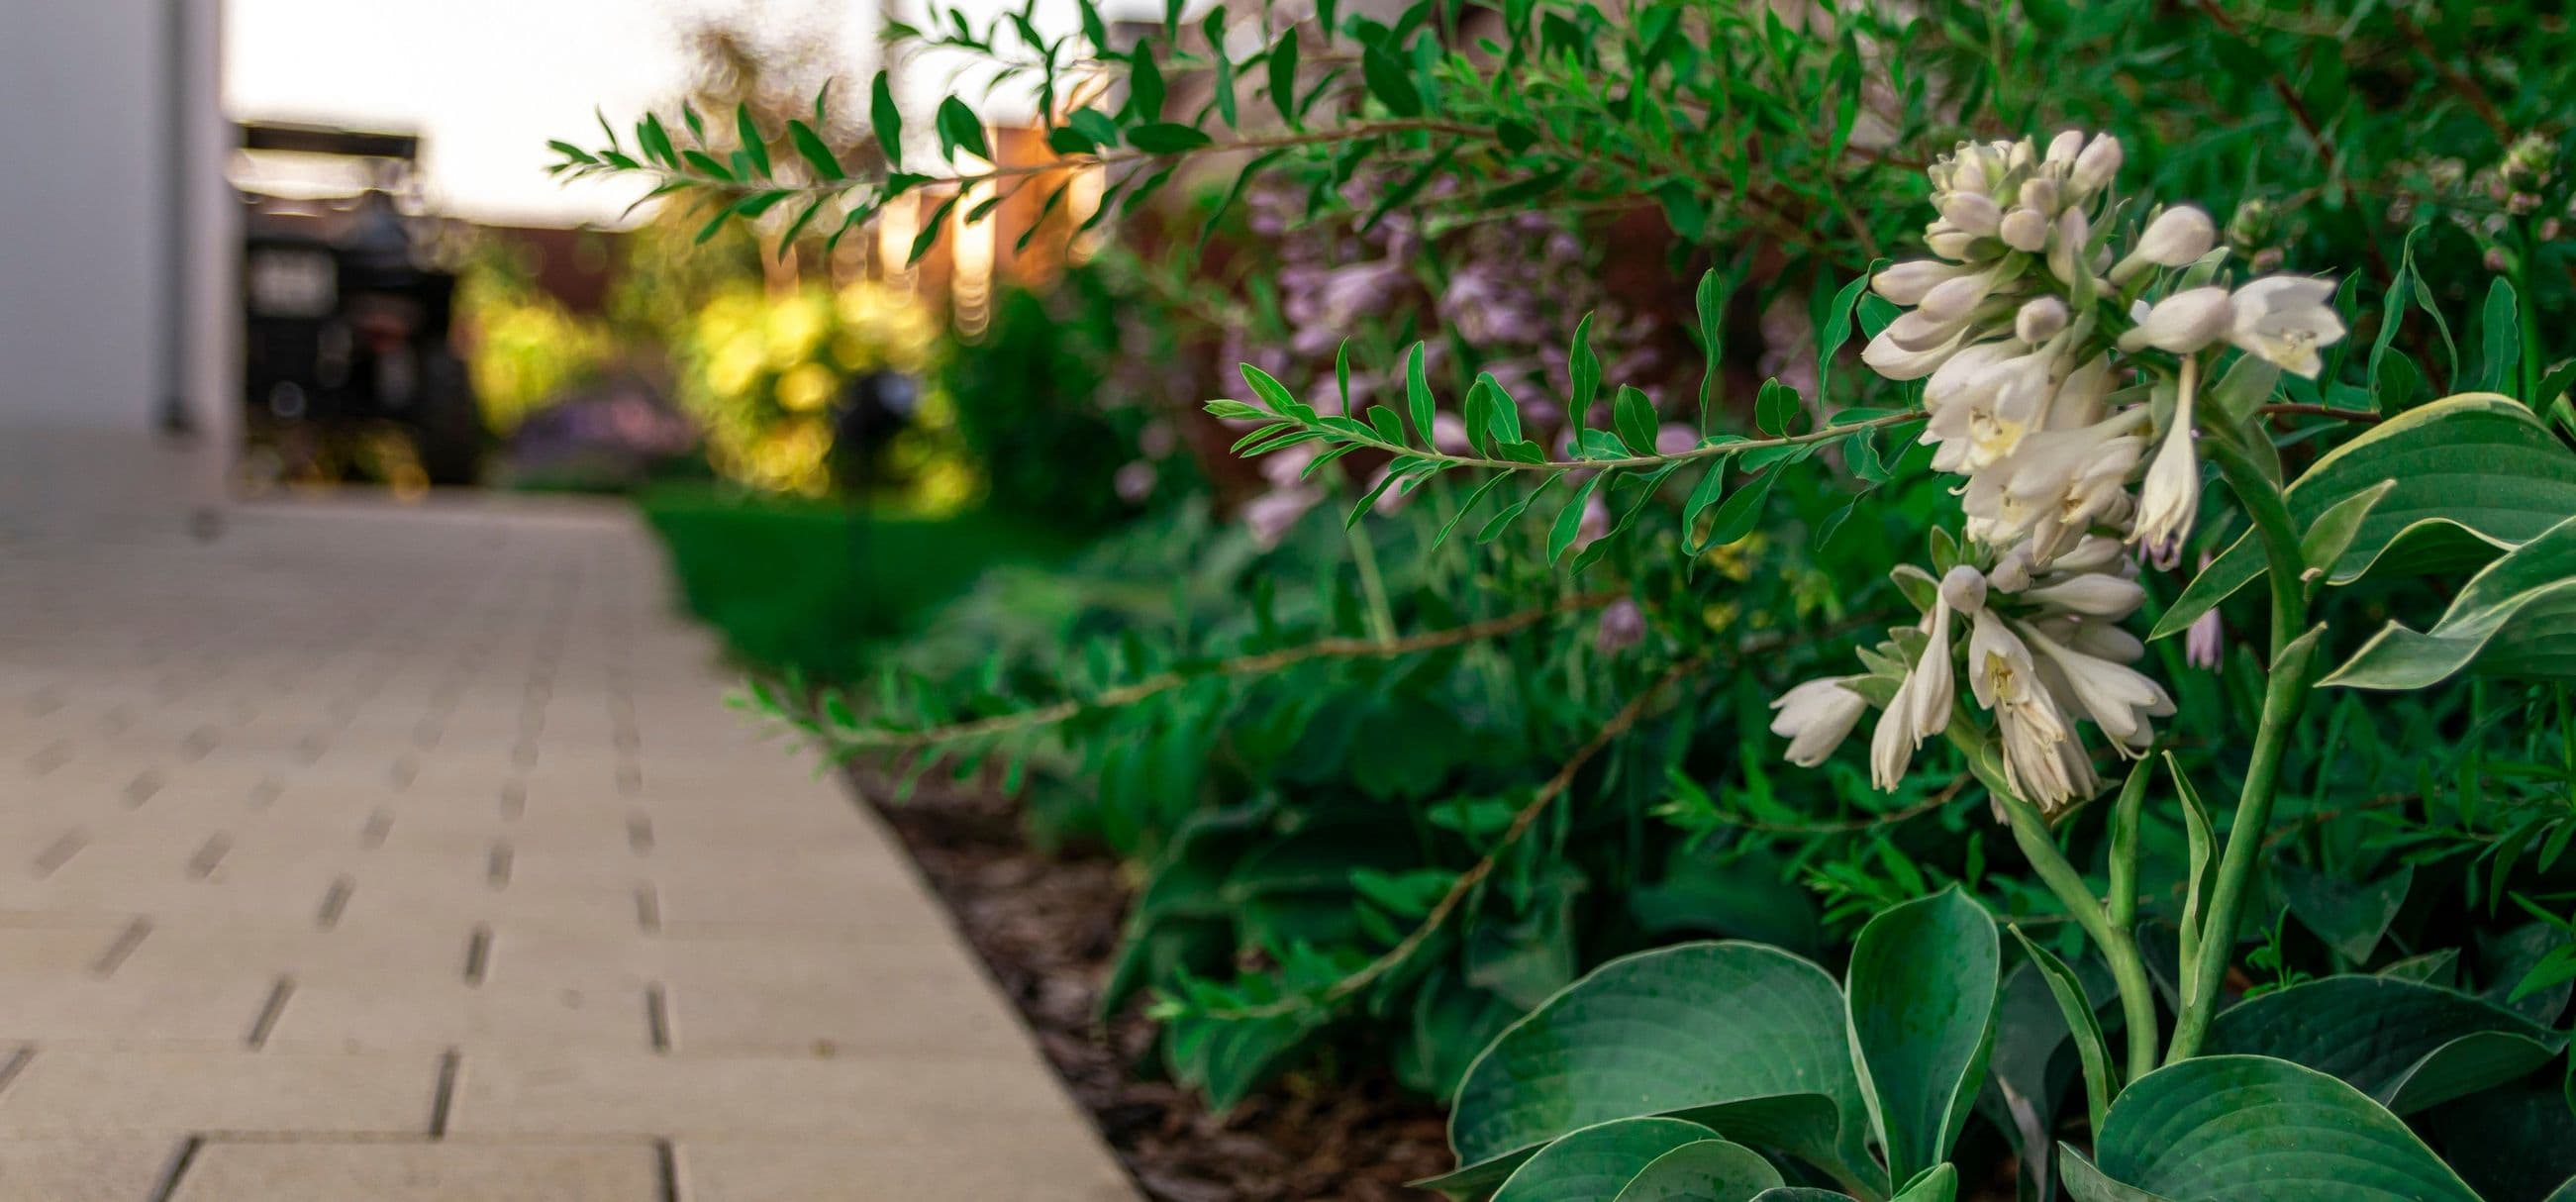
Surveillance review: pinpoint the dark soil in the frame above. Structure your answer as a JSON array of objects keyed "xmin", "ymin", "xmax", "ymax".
[{"xmin": 856, "ymin": 773, "xmax": 1454, "ymax": 1202}]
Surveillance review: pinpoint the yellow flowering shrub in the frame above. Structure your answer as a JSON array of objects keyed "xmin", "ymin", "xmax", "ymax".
[{"xmin": 671, "ymin": 279, "xmax": 963, "ymax": 501}]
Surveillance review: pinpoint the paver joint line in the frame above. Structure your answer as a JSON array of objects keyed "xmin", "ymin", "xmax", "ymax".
[
  {"xmin": 0, "ymin": 1048, "xmax": 34, "ymax": 1099},
  {"xmin": 429, "ymin": 1050, "xmax": 460, "ymax": 1139},
  {"xmin": 92, "ymin": 918, "xmax": 152, "ymax": 977},
  {"xmin": 144, "ymin": 1135, "xmax": 204, "ymax": 1202}
]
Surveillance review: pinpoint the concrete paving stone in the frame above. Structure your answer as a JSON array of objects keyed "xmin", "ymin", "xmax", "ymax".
[
  {"xmin": 169, "ymin": 1141, "xmax": 661, "ymax": 1202},
  {"xmin": 0, "ymin": 966, "xmax": 279, "ymax": 1046},
  {"xmin": 0, "ymin": 1137, "xmax": 186, "ymax": 1202},
  {"xmin": 108, "ymin": 919, "xmax": 480, "ymax": 986},
  {"xmin": 651, "ymin": 877, "xmax": 952, "ymax": 933},
  {"xmin": 681, "ymin": 1138, "xmax": 1135, "ymax": 1202},
  {"xmin": 0, "ymin": 1050, "xmax": 441, "ymax": 1135},
  {"xmin": 0, "ymin": 870, "xmax": 350, "ymax": 927},
  {"xmin": 0, "ymin": 924, "xmax": 129, "ymax": 973},
  {"xmin": 662, "ymin": 971, "xmax": 1026, "ymax": 1056},
  {"xmin": 262, "ymin": 972, "xmax": 651, "ymax": 1052},
  {"xmin": 447, "ymin": 1050, "xmax": 1078, "ymax": 1138}
]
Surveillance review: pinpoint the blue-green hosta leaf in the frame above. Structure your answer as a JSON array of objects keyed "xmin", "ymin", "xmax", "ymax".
[
  {"xmin": 1429, "ymin": 943, "xmax": 1881, "ymax": 1200},
  {"xmin": 2319, "ymin": 512, "xmax": 2576, "ymax": 689},
  {"xmin": 1491, "ymin": 1118, "xmax": 1722, "ymax": 1202},
  {"xmin": 2273, "ymin": 858, "xmax": 2412, "ymax": 961},
  {"xmin": 1609, "ymin": 1140, "xmax": 1784, "ymax": 1202},
  {"xmin": 2152, "ymin": 392, "xmax": 2576, "ymax": 640},
  {"xmin": 2066, "ymin": 1055, "xmax": 2483, "ymax": 1202},
  {"xmin": 1845, "ymin": 887, "xmax": 1999, "ymax": 1184},
  {"xmin": 2204, "ymin": 974, "xmax": 2565, "ymax": 1115}
]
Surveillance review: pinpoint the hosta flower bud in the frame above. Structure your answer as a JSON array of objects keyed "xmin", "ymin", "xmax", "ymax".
[
  {"xmin": 2046, "ymin": 208, "xmax": 2091, "ymax": 285},
  {"xmin": 2044, "ymin": 129, "xmax": 2086, "ymax": 164},
  {"xmin": 1874, "ymin": 258, "xmax": 1969, "ymax": 305},
  {"xmin": 1939, "ymin": 191, "xmax": 2004, "ymax": 238},
  {"xmin": 2125, "ymin": 286, "xmax": 2234, "ymax": 353},
  {"xmin": 2135, "ymin": 206, "xmax": 2217, "ymax": 266},
  {"xmin": 2022, "ymin": 572, "xmax": 2146, "ymax": 618},
  {"xmin": 2017, "ymin": 176, "xmax": 2060, "ymax": 216},
  {"xmin": 2227, "ymin": 198, "xmax": 2276, "ymax": 250},
  {"xmin": 1919, "ymin": 268, "xmax": 2000, "ymax": 321},
  {"xmin": 2015, "ymin": 297, "xmax": 2069, "ymax": 344},
  {"xmin": 2070, "ymin": 134, "xmax": 2124, "ymax": 194},
  {"xmin": 1999, "ymin": 208, "xmax": 2050, "ymax": 251},
  {"xmin": 1926, "ymin": 224, "xmax": 1979, "ymax": 261},
  {"xmin": 1938, "ymin": 563, "xmax": 1988, "ymax": 612}
]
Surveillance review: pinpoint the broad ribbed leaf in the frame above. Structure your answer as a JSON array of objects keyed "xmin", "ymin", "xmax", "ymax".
[
  {"xmin": 2152, "ymin": 392, "xmax": 2576, "ymax": 640},
  {"xmin": 1746, "ymin": 1192, "xmax": 1853, "ymax": 1202},
  {"xmin": 2320, "ymin": 513, "xmax": 2576, "ymax": 689},
  {"xmin": 1846, "ymin": 887, "xmax": 1999, "ymax": 1184},
  {"xmin": 2273, "ymin": 859, "xmax": 2412, "ymax": 961},
  {"xmin": 2205, "ymin": 975, "xmax": 2564, "ymax": 1114},
  {"xmin": 2072, "ymin": 1055, "xmax": 2483, "ymax": 1202},
  {"xmin": 1491, "ymin": 1119, "xmax": 1721, "ymax": 1202},
  {"xmin": 1610, "ymin": 1140, "xmax": 1783, "ymax": 1202},
  {"xmin": 1431, "ymin": 943, "xmax": 1879, "ymax": 1200}
]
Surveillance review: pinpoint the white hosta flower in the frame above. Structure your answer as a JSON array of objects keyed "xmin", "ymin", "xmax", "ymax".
[
  {"xmin": 2132, "ymin": 380, "xmax": 2200, "ymax": 562},
  {"xmin": 2124, "ymin": 286, "xmax": 2236, "ymax": 353},
  {"xmin": 1958, "ymin": 411, "xmax": 2146, "ymax": 553},
  {"xmin": 1924, "ymin": 344, "xmax": 2059, "ymax": 473},
  {"xmin": 2134, "ymin": 205, "xmax": 2218, "ymax": 266},
  {"xmin": 2228, "ymin": 275, "xmax": 2346, "ymax": 377},
  {"xmin": 2042, "ymin": 353, "xmax": 2115, "ymax": 430},
  {"xmin": 1770, "ymin": 676, "xmax": 1867, "ymax": 767},
  {"xmin": 1967, "ymin": 610, "xmax": 2093, "ymax": 810},
  {"xmin": 2023, "ymin": 622, "xmax": 2174, "ymax": 751}
]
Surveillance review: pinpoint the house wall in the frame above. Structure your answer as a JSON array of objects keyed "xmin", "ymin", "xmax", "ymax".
[{"xmin": 0, "ymin": 0, "xmax": 233, "ymax": 462}]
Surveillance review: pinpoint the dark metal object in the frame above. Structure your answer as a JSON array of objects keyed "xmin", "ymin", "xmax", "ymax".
[{"xmin": 238, "ymin": 122, "xmax": 483, "ymax": 484}]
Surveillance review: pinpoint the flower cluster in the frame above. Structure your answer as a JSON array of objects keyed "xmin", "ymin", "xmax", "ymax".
[{"xmin": 1773, "ymin": 131, "xmax": 2347, "ymax": 813}]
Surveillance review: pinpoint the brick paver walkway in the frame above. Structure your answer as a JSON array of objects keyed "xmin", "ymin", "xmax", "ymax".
[{"xmin": 0, "ymin": 447, "xmax": 1135, "ymax": 1200}]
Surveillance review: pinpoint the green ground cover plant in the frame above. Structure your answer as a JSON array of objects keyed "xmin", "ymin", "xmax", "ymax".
[{"xmin": 573, "ymin": 2, "xmax": 2576, "ymax": 1196}]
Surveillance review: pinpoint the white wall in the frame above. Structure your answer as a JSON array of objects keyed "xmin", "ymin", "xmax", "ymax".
[{"xmin": 0, "ymin": 0, "xmax": 231, "ymax": 451}]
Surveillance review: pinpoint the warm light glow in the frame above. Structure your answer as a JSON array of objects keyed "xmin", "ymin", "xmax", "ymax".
[
  {"xmin": 877, "ymin": 191, "xmax": 919, "ymax": 290},
  {"xmin": 1067, "ymin": 162, "xmax": 1106, "ymax": 263},
  {"xmin": 951, "ymin": 173, "xmax": 996, "ymax": 337}
]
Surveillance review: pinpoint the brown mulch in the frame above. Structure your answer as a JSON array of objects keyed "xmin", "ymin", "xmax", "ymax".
[{"xmin": 855, "ymin": 773, "xmax": 1453, "ymax": 1202}]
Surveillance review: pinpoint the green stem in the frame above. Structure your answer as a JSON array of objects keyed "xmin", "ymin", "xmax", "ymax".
[
  {"xmin": 1953, "ymin": 732, "xmax": 2161, "ymax": 1085},
  {"xmin": 2164, "ymin": 437, "xmax": 2322, "ymax": 1061},
  {"xmin": 1346, "ymin": 505, "xmax": 1400, "ymax": 646},
  {"xmin": 2165, "ymin": 628, "xmax": 2319, "ymax": 1060}
]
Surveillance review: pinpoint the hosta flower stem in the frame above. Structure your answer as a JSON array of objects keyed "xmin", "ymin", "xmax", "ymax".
[
  {"xmin": 1956, "ymin": 734, "xmax": 2161, "ymax": 1085},
  {"xmin": 2164, "ymin": 439, "xmax": 2320, "ymax": 1061}
]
